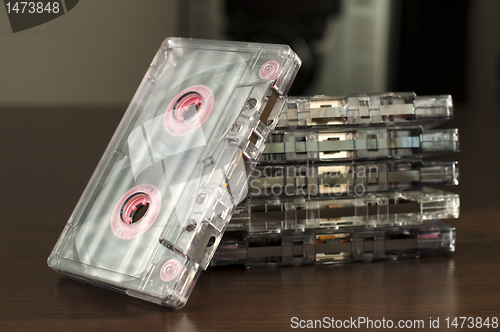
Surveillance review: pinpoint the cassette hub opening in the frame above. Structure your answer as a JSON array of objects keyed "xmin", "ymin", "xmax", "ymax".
[
  {"xmin": 120, "ymin": 193, "xmax": 150, "ymax": 225},
  {"xmin": 110, "ymin": 184, "xmax": 162, "ymax": 240},
  {"xmin": 172, "ymin": 92, "xmax": 203, "ymax": 123},
  {"xmin": 163, "ymin": 84, "xmax": 214, "ymax": 136}
]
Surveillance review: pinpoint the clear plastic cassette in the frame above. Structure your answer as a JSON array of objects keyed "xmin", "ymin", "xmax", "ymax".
[
  {"xmin": 212, "ymin": 220, "xmax": 455, "ymax": 267},
  {"xmin": 249, "ymin": 160, "xmax": 458, "ymax": 198},
  {"xmin": 279, "ymin": 93, "xmax": 453, "ymax": 128},
  {"xmin": 261, "ymin": 127, "xmax": 459, "ymax": 163},
  {"xmin": 230, "ymin": 187, "xmax": 459, "ymax": 233},
  {"xmin": 47, "ymin": 38, "xmax": 301, "ymax": 308}
]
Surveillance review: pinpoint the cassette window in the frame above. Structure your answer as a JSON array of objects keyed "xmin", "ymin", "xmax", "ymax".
[
  {"xmin": 261, "ymin": 127, "xmax": 459, "ymax": 163},
  {"xmin": 249, "ymin": 160, "xmax": 458, "ymax": 198},
  {"xmin": 232, "ymin": 187, "xmax": 459, "ymax": 233},
  {"xmin": 279, "ymin": 93, "xmax": 453, "ymax": 128},
  {"xmin": 211, "ymin": 220, "xmax": 455, "ymax": 267}
]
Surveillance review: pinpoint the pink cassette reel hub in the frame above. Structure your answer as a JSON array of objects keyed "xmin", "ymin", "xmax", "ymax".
[
  {"xmin": 417, "ymin": 233, "xmax": 440, "ymax": 240},
  {"xmin": 164, "ymin": 85, "xmax": 214, "ymax": 136},
  {"xmin": 259, "ymin": 60, "xmax": 280, "ymax": 81},
  {"xmin": 160, "ymin": 259, "xmax": 183, "ymax": 282},
  {"xmin": 110, "ymin": 184, "xmax": 162, "ymax": 240}
]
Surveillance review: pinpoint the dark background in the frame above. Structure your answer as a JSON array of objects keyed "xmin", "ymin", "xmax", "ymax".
[{"xmin": 1, "ymin": 0, "xmax": 500, "ymax": 331}]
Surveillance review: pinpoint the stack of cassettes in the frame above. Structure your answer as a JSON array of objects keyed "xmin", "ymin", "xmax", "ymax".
[{"xmin": 213, "ymin": 93, "xmax": 459, "ymax": 267}]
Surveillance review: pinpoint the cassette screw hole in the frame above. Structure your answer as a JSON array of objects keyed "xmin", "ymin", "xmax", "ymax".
[
  {"xmin": 230, "ymin": 122, "xmax": 242, "ymax": 133},
  {"xmin": 206, "ymin": 236, "xmax": 216, "ymax": 247},
  {"xmin": 201, "ymin": 156, "xmax": 214, "ymax": 166},
  {"xmin": 196, "ymin": 193, "xmax": 206, "ymax": 204},
  {"xmin": 259, "ymin": 60, "xmax": 280, "ymax": 80},
  {"xmin": 266, "ymin": 118, "xmax": 276, "ymax": 126},
  {"xmin": 186, "ymin": 223, "xmax": 197, "ymax": 232},
  {"xmin": 246, "ymin": 98, "xmax": 257, "ymax": 109},
  {"xmin": 160, "ymin": 259, "xmax": 181, "ymax": 282}
]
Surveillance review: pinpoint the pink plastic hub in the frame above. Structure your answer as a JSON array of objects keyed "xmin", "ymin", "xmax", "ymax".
[
  {"xmin": 164, "ymin": 85, "xmax": 214, "ymax": 136},
  {"xmin": 418, "ymin": 233, "xmax": 440, "ymax": 240},
  {"xmin": 160, "ymin": 259, "xmax": 182, "ymax": 282},
  {"xmin": 120, "ymin": 193, "xmax": 149, "ymax": 225},
  {"xmin": 259, "ymin": 60, "xmax": 280, "ymax": 81},
  {"xmin": 110, "ymin": 184, "xmax": 162, "ymax": 240}
]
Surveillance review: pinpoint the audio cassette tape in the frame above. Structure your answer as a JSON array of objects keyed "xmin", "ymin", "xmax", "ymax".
[
  {"xmin": 47, "ymin": 38, "xmax": 301, "ymax": 308},
  {"xmin": 212, "ymin": 220, "xmax": 455, "ymax": 267},
  {"xmin": 279, "ymin": 93, "xmax": 453, "ymax": 128},
  {"xmin": 261, "ymin": 127, "xmax": 459, "ymax": 163},
  {"xmin": 229, "ymin": 187, "xmax": 459, "ymax": 233},
  {"xmin": 249, "ymin": 160, "xmax": 458, "ymax": 198}
]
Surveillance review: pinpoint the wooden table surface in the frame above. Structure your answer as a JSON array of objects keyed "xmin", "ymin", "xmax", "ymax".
[{"xmin": 1, "ymin": 104, "xmax": 499, "ymax": 331}]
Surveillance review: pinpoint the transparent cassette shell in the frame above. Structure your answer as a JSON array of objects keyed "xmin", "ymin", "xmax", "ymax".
[
  {"xmin": 261, "ymin": 127, "xmax": 459, "ymax": 163},
  {"xmin": 47, "ymin": 38, "xmax": 301, "ymax": 308},
  {"xmin": 249, "ymin": 160, "xmax": 458, "ymax": 197},
  {"xmin": 279, "ymin": 93, "xmax": 453, "ymax": 128},
  {"xmin": 212, "ymin": 220, "xmax": 455, "ymax": 267},
  {"xmin": 229, "ymin": 187, "xmax": 459, "ymax": 233}
]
